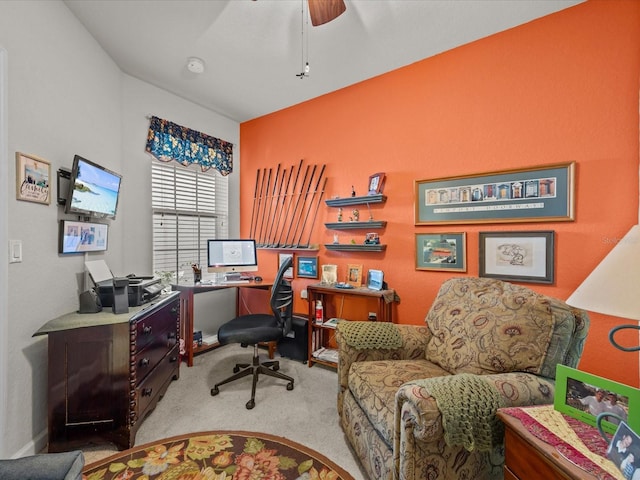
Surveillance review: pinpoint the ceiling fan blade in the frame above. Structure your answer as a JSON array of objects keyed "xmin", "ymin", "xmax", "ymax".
[{"xmin": 308, "ymin": 0, "xmax": 346, "ymax": 26}]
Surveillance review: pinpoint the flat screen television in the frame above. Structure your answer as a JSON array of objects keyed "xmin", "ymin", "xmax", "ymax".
[
  {"xmin": 65, "ymin": 154, "xmax": 122, "ymax": 219},
  {"xmin": 207, "ymin": 239, "xmax": 258, "ymax": 274},
  {"xmin": 59, "ymin": 219, "xmax": 108, "ymax": 254}
]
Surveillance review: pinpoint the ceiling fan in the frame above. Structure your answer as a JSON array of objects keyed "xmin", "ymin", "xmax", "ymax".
[
  {"xmin": 252, "ymin": 0, "xmax": 346, "ymax": 26},
  {"xmin": 307, "ymin": 0, "xmax": 346, "ymax": 26}
]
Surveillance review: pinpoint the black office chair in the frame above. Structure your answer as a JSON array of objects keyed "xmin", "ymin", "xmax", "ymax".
[{"xmin": 210, "ymin": 257, "xmax": 295, "ymax": 409}]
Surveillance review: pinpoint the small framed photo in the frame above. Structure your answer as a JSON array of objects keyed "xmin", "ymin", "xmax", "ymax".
[
  {"xmin": 606, "ymin": 422, "xmax": 640, "ymax": 477},
  {"xmin": 479, "ymin": 230, "xmax": 554, "ymax": 284},
  {"xmin": 367, "ymin": 269, "xmax": 384, "ymax": 290},
  {"xmin": 368, "ymin": 172, "xmax": 385, "ymax": 195},
  {"xmin": 16, "ymin": 152, "xmax": 51, "ymax": 204},
  {"xmin": 346, "ymin": 264, "xmax": 363, "ymax": 287},
  {"xmin": 554, "ymin": 365, "xmax": 640, "ymax": 435},
  {"xmin": 278, "ymin": 253, "xmax": 294, "ymax": 279},
  {"xmin": 415, "ymin": 232, "xmax": 466, "ymax": 272},
  {"xmin": 321, "ymin": 264, "xmax": 337, "ymax": 285},
  {"xmin": 297, "ymin": 256, "xmax": 318, "ymax": 279}
]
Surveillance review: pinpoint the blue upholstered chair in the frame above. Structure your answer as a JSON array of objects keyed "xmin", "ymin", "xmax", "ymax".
[{"xmin": 0, "ymin": 450, "xmax": 84, "ymax": 480}]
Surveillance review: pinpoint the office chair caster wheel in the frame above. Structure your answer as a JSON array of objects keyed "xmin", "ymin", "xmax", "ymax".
[
  {"xmin": 246, "ymin": 399, "xmax": 255, "ymax": 409},
  {"xmin": 211, "ymin": 387, "xmax": 219, "ymax": 396},
  {"xmin": 287, "ymin": 382, "xmax": 294, "ymax": 391},
  {"xmin": 273, "ymin": 364, "xmax": 279, "ymax": 371},
  {"xmin": 233, "ymin": 366, "xmax": 240, "ymax": 373}
]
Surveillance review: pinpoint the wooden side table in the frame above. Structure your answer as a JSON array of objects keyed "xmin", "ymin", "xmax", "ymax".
[{"xmin": 497, "ymin": 409, "xmax": 614, "ymax": 480}]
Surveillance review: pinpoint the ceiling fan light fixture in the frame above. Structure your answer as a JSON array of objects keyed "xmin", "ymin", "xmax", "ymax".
[{"xmin": 186, "ymin": 57, "xmax": 205, "ymax": 74}]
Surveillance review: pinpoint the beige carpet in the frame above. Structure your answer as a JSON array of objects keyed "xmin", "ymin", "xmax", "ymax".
[{"xmin": 80, "ymin": 344, "xmax": 368, "ymax": 480}]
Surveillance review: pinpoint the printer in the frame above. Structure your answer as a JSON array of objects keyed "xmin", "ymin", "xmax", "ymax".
[{"xmin": 85, "ymin": 260, "xmax": 164, "ymax": 308}]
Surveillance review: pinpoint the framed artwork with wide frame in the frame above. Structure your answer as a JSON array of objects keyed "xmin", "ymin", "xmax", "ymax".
[
  {"xmin": 278, "ymin": 253, "xmax": 294, "ymax": 279},
  {"xmin": 16, "ymin": 152, "xmax": 51, "ymax": 205},
  {"xmin": 555, "ymin": 365, "xmax": 640, "ymax": 435},
  {"xmin": 414, "ymin": 162, "xmax": 575, "ymax": 225},
  {"xmin": 59, "ymin": 220, "xmax": 108, "ymax": 254},
  {"xmin": 368, "ymin": 172, "xmax": 385, "ymax": 195},
  {"xmin": 415, "ymin": 232, "xmax": 466, "ymax": 272},
  {"xmin": 297, "ymin": 256, "xmax": 318, "ymax": 279},
  {"xmin": 346, "ymin": 264, "xmax": 363, "ymax": 287},
  {"xmin": 479, "ymin": 230, "xmax": 555, "ymax": 284}
]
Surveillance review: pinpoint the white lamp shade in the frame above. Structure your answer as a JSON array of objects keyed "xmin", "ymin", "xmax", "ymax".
[{"xmin": 566, "ymin": 225, "xmax": 640, "ymax": 321}]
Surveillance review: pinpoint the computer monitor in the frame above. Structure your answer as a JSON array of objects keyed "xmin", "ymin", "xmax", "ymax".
[{"xmin": 207, "ymin": 239, "xmax": 258, "ymax": 275}]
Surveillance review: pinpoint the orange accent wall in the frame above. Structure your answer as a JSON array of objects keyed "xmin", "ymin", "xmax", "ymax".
[{"xmin": 241, "ymin": 1, "xmax": 640, "ymax": 387}]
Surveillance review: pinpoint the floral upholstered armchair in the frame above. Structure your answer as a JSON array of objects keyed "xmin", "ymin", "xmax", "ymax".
[{"xmin": 336, "ymin": 277, "xmax": 589, "ymax": 480}]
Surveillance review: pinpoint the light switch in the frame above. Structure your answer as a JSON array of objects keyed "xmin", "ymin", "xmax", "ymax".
[{"xmin": 9, "ymin": 240, "xmax": 22, "ymax": 263}]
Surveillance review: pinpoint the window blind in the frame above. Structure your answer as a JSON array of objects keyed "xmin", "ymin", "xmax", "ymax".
[{"xmin": 151, "ymin": 162, "xmax": 228, "ymax": 275}]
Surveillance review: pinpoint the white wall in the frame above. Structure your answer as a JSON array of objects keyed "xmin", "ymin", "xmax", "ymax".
[{"xmin": 0, "ymin": 1, "xmax": 239, "ymax": 457}]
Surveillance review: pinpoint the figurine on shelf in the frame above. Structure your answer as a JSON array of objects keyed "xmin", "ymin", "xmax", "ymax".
[
  {"xmin": 351, "ymin": 186, "xmax": 356, "ymax": 197},
  {"xmin": 333, "ymin": 234, "xmax": 339, "ymax": 244},
  {"xmin": 337, "ymin": 208, "xmax": 343, "ymax": 222},
  {"xmin": 352, "ymin": 209, "xmax": 360, "ymax": 221}
]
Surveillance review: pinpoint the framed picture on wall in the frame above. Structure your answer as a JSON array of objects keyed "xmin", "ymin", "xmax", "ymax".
[
  {"xmin": 16, "ymin": 152, "xmax": 51, "ymax": 205},
  {"xmin": 479, "ymin": 230, "xmax": 555, "ymax": 284},
  {"xmin": 297, "ymin": 256, "xmax": 318, "ymax": 279},
  {"xmin": 415, "ymin": 232, "xmax": 466, "ymax": 272},
  {"xmin": 278, "ymin": 253, "xmax": 294, "ymax": 279}
]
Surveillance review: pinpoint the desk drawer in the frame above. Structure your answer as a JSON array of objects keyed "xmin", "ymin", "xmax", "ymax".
[
  {"xmin": 134, "ymin": 301, "xmax": 179, "ymax": 353},
  {"xmin": 134, "ymin": 330, "xmax": 178, "ymax": 385}
]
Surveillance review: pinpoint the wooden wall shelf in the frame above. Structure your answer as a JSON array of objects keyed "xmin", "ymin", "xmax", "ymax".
[
  {"xmin": 325, "ymin": 194, "xmax": 386, "ymax": 207},
  {"xmin": 324, "ymin": 221, "xmax": 386, "ymax": 230},
  {"xmin": 324, "ymin": 244, "xmax": 386, "ymax": 252}
]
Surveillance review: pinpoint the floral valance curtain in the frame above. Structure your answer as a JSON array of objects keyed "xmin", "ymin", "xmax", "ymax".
[{"xmin": 145, "ymin": 116, "xmax": 233, "ymax": 176}]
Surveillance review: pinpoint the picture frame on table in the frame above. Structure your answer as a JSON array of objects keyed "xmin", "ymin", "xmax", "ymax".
[
  {"xmin": 554, "ymin": 365, "xmax": 640, "ymax": 435},
  {"xmin": 368, "ymin": 172, "xmax": 385, "ymax": 195},
  {"xmin": 278, "ymin": 253, "xmax": 294, "ymax": 279},
  {"xmin": 479, "ymin": 230, "xmax": 554, "ymax": 284},
  {"xmin": 346, "ymin": 264, "xmax": 363, "ymax": 287},
  {"xmin": 16, "ymin": 152, "xmax": 51, "ymax": 205},
  {"xmin": 367, "ymin": 269, "xmax": 384, "ymax": 290},
  {"xmin": 414, "ymin": 162, "xmax": 575, "ymax": 225},
  {"xmin": 297, "ymin": 256, "xmax": 318, "ymax": 279},
  {"xmin": 415, "ymin": 232, "xmax": 466, "ymax": 272},
  {"xmin": 321, "ymin": 264, "xmax": 337, "ymax": 285}
]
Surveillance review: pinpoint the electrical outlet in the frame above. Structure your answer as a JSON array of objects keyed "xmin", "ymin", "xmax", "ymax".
[
  {"xmin": 368, "ymin": 312, "xmax": 377, "ymax": 321},
  {"xmin": 301, "ymin": 289, "xmax": 308, "ymax": 299}
]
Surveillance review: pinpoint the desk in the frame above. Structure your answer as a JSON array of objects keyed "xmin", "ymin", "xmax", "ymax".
[{"xmin": 172, "ymin": 280, "xmax": 273, "ymax": 367}]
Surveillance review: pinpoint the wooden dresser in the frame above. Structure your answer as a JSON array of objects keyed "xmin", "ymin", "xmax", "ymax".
[
  {"xmin": 497, "ymin": 409, "xmax": 604, "ymax": 480},
  {"xmin": 34, "ymin": 292, "xmax": 181, "ymax": 452}
]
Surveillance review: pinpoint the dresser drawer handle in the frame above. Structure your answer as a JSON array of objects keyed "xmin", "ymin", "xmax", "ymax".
[
  {"xmin": 139, "ymin": 358, "xmax": 150, "ymax": 367},
  {"xmin": 170, "ymin": 356, "xmax": 178, "ymax": 363},
  {"xmin": 167, "ymin": 332, "xmax": 176, "ymax": 339},
  {"xmin": 142, "ymin": 326, "xmax": 152, "ymax": 335},
  {"xmin": 142, "ymin": 388, "xmax": 153, "ymax": 397}
]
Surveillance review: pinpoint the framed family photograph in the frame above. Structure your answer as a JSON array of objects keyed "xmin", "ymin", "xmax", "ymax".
[
  {"xmin": 278, "ymin": 253, "xmax": 294, "ymax": 279},
  {"xmin": 415, "ymin": 232, "xmax": 466, "ymax": 272},
  {"xmin": 479, "ymin": 230, "xmax": 555, "ymax": 284},
  {"xmin": 297, "ymin": 256, "xmax": 318, "ymax": 279},
  {"xmin": 414, "ymin": 162, "xmax": 575, "ymax": 225},
  {"xmin": 368, "ymin": 172, "xmax": 385, "ymax": 195},
  {"xmin": 16, "ymin": 152, "xmax": 51, "ymax": 205},
  {"xmin": 59, "ymin": 220, "xmax": 108, "ymax": 254},
  {"xmin": 555, "ymin": 365, "xmax": 640, "ymax": 435}
]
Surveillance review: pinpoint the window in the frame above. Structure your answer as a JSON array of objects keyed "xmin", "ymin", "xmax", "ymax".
[{"xmin": 151, "ymin": 162, "xmax": 228, "ymax": 275}]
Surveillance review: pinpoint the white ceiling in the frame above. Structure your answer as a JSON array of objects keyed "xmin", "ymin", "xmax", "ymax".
[{"xmin": 63, "ymin": 0, "xmax": 582, "ymax": 123}]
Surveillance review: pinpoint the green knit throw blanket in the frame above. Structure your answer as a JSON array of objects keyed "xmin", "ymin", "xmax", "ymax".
[
  {"xmin": 414, "ymin": 373, "xmax": 507, "ymax": 452},
  {"xmin": 337, "ymin": 321, "xmax": 402, "ymax": 350}
]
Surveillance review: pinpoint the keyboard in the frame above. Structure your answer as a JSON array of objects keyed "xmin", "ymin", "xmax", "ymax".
[{"xmin": 220, "ymin": 280, "xmax": 250, "ymax": 285}]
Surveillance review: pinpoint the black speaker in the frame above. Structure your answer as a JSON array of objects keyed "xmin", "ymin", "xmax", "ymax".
[
  {"xmin": 277, "ymin": 315, "xmax": 308, "ymax": 362},
  {"xmin": 78, "ymin": 289, "xmax": 102, "ymax": 314}
]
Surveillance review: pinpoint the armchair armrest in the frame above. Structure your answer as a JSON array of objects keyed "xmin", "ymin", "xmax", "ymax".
[
  {"xmin": 336, "ymin": 322, "xmax": 431, "ymax": 416},
  {"xmin": 395, "ymin": 372, "xmax": 556, "ymax": 448}
]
